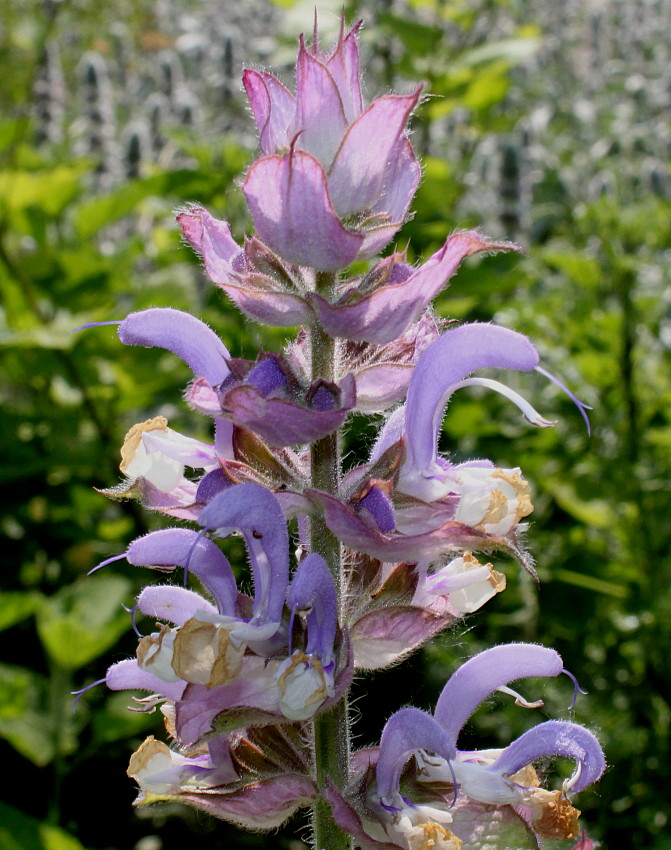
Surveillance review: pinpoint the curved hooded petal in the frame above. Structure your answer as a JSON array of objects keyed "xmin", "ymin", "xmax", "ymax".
[
  {"xmin": 375, "ymin": 707, "xmax": 456, "ymax": 802},
  {"xmin": 242, "ymin": 69, "xmax": 296, "ymax": 155},
  {"xmin": 327, "ymin": 89, "xmax": 422, "ymax": 218},
  {"xmin": 118, "ymin": 308, "xmax": 231, "ymax": 387},
  {"xmin": 403, "ymin": 323, "xmax": 539, "ymax": 483},
  {"xmin": 309, "ymin": 234, "xmax": 510, "ymax": 344},
  {"xmin": 127, "ymin": 529, "xmax": 238, "ymax": 616},
  {"xmin": 105, "ymin": 658, "xmax": 186, "ymax": 702},
  {"xmin": 199, "ymin": 483, "xmax": 289, "ymax": 626},
  {"xmin": 324, "ymin": 780, "xmax": 402, "ymax": 850},
  {"xmin": 242, "ymin": 148, "xmax": 364, "ymax": 271},
  {"xmin": 433, "ymin": 643, "xmax": 564, "ymax": 742},
  {"xmin": 488, "ymin": 721, "xmax": 605, "ymax": 794},
  {"xmin": 137, "ymin": 585, "xmax": 218, "ymax": 625},
  {"xmin": 288, "ymin": 553, "xmax": 337, "ymax": 661}
]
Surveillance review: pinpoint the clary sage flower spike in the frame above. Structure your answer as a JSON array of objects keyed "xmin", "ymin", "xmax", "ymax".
[{"xmin": 74, "ymin": 16, "xmax": 604, "ymax": 850}]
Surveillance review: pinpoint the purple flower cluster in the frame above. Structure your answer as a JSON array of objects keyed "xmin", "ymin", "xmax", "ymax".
[{"xmin": 77, "ymin": 19, "xmax": 603, "ymax": 850}]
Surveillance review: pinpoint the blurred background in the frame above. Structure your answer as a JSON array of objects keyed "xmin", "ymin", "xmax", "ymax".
[{"xmin": 1, "ymin": 0, "xmax": 670, "ymax": 847}]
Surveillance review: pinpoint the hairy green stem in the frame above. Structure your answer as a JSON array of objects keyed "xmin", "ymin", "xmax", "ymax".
[{"xmin": 309, "ymin": 272, "xmax": 351, "ymax": 850}]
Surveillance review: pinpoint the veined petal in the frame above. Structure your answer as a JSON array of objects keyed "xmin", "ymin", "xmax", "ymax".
[
  {"xmin": 404, "ymin": 323, "xmax": 539, "ymax": 479},
  {"xmin": 127, "ymin": 529, "xmax": 238, "ymax": 616},
  {"xmin": 242, "ymin": 149, "xmax": 364, "ymax": 271},
  {"xmin": 489, "ymin": 720, "xmax": 605, "ymax": 794},
  {"xmin": 376, "ymin": 707, "xmax": 455, "ymax": 802},
  {"xmin": 294, "ymin": 36, "xmax": 348, "ymax": 168},
  {"xmin": 175, "ymin": 772, "xmax": 317, "ymax": 830},
  {"xmin": 310, "ymin": 233, "xmax": 508, "ymax": 344},
  {"xmin": 325, "ymin": 19, "xmax": 364, "ymax": 121},
  {"xmin": 199, "ymin": 483, "xmax": 289, "ymax": 626},
  {"xmin": 288, "ymin": 553, "xmax": 337, "ymax": 660},
  {"xmin": 328, "ymin": 89, "xmax": 421, "ymax": 218},
  {"xmin": 369, "ymin": 137, "xmax": 422, "ymax": 226},
  {"xmin": 433, "ymin": 644, "xmax": 564, "ymax": 742},
  {"xmin": 220, "ymin": 372, "xmax": 356, "ymax": 447},
  {"xmin": 242, "ymin": 69, "xmax": 296, "ymax": 155},
  {"xmin": 118, "ymin": 308, "xmax": 231, "ymax": 386},
  {"xmin": 177, "ymin": 206, "xmax": 242, "ymax": 284}
]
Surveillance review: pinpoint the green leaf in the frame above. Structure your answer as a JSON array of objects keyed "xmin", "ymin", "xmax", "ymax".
[
  {"xmin": 379, "ymin": 12, "xmax": 443, "ymax": 52},
  {"xmin": 0, "ymin": 165, "xmax": 86, "ymax": 218},
  {"xmin": 0, "ymin": 664, "xmax": 56, "ymax": 765},
  {"xmin": 0, "ymin": 591, "xmax": 40, "ymax": 631},
  {"xmin": 36, "ymin": 575, "xmax": 132, "ymax": 670},
  {"xmin": 74, "ymin": 169, "xmax": 215, "ymax": 238},
  {"xmin": 0, "ymin": 802, "xmax": 88, "ymax": 850}
]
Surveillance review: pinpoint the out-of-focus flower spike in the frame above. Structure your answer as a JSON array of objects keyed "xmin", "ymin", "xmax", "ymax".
[
  {"xmin": 199, "ymin": 483, "xmax": 289, "ymax": 627},
  {"xmin": 433, "ymin": 643, "xmax": 564, "ymax": 742},
  {"xmin": 118, "ymin": 307, "xmax": 231, "ymax": 386},
  {"xmin": 488, "ymin": 720, "xmax": 605, "ymax": 794},
  {"xmin": 375, "ymin": 707, "xmax": 455, "ymax": 802},
  {"xmin": 536, "ymin": 365, "xmax": 593, "ymax": 435}
]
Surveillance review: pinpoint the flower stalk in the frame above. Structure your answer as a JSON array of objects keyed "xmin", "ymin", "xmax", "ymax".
[{"xmin": 73, "ymin": 18, "xmax": 605, "ymax": 850}]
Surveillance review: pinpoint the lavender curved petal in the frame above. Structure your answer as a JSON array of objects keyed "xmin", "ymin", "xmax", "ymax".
[
  {"xmin": 434, "ymin": 643, "xmax": 563, "ymax": 742},
  {"xmin": 405, "ymin": 324, "xmax": 539, "ymax": 475},
  {"xmin": 127, "ymin": 529, "xmax": 238, "ymax": 616},
  {"xmin": 118, "ymin": 308, "xmax": 231, "ymax": 386},
  {"xmin": 199, "ymin": 483, "xmax": 289, "ymax": 626},
  {"xmin": 106, "ymin": 658, "xmax": 185, "ymax": 701},
  {"xmin": 137, "ymin": 585, "xmax": 217, "ymax": 625},
  {"xmin": 489, "ymin": 720, "xmax": 605, "ymax": 793},
  {"xmin": 288, "ymin": 553, "xmax": 337, "ymax": 660},
  {"xmin": 376, "ymin": 707, "xmax": 455, "ymax": 800},
  {"xmin": 242, "ymin": 149, "xmax": 364, "ymax": 271}
]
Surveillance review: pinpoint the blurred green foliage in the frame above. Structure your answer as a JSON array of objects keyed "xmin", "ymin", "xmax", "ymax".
[{"xmin": 1, "ymin": 0, "xmax": 669, "ymax": 848}]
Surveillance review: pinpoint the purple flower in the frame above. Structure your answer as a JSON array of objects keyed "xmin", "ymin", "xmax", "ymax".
[
  {"xmin": 241, "ymin": 21, "xmax": 422, "ymax": 270},
  {"xmin": 120, "ymin": 307, "xmax": 355, "ymax": 449},
  {"xmin": 327, "ymin": 644, "xmax": 605, "ymax": 849},
  {"xmin": 93, "ymin": 484, "xmax": 351, "ymax": 740},
  {"xmin": 312, "ymin": 323, "xmax": 552, "ymax": 566}
]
